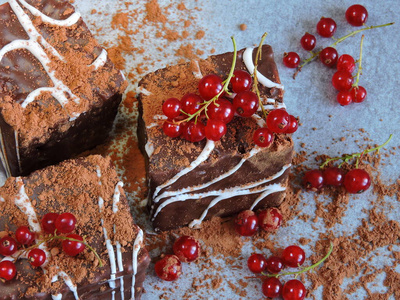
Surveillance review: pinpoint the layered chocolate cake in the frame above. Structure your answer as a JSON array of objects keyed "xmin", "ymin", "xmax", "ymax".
[
  {"xmin": 0, "ymin": 155, "xmax": 150, "ymax": 299},
  {"xmin": 0, "ymin": 0, "xmax": 126, "ymax": 177},
  {"xmin": 138, "ymin": 45, "xmax": 294, "ymax": 231}
]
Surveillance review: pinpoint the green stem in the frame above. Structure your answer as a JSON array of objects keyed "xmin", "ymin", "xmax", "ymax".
[
  {"xmin": 320, "ymin": 134, "xmax": 393, "ymax": 169},
  {"xmin": 253, "ymin": 32, "xmax": 269, "ymax": 120},
  {"xmin": 352, "ymin": 35, "xmax": 364, "ymax": 88}
]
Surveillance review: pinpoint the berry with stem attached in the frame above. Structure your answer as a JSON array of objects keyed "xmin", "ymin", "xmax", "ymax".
[
  {"xmin": 155, "ymin": 255, "xmax": 182, "ymax": 281},
  {"xmin": 265, "ymin": 256, "xmax": 285, "ymax": 274},
  {"xmin": 173, "ymin": 236, "xmax": 200, "ymax": 263},
  {"xmin": 15, "ymin": 226, "xmax": 35, "ymax": 245},
  {"xmin": 303, "ymin": 169, "xmax": 324, "ymax": 191},
  {"xmin": 233, "ymin": 91, "xmax": 259, "ymax": 117},
  {"xmin": 204, "ymin": 119, "xmax": 227, "ymax": 141},
  {"xmin": 319, "ymin": 47, "xmax": 338, "ymax": 67},
  {"xmin": 283, "ymin": 52, "xmax": 300, "ymax": 68},
  {"xmin": 300, "ymin": 33, "xmax": 316, "ymax": 51},
  {"xmin": 316, "ymin": 17, "xmax": 337, "ymax": 38},
  {"xmin": 346, "ymin": 4, "xmax": 368, "ymax": 27},
  {"xmin": 343, "ymin": 169, "xmax": 371, "ymax": 194},
  {"xmin": 262, "ymin": 277, "xmax": 283, "ymax": 298},
  {"xmin": 337, "ymin": 54, "xmax": 356, "ymax": 73},
  {"xmin": 234, "ymin": 210, "xmax": 259, "ymax": 236},
  {"xmin": 41, "ymin": 213, "xmax": 59, "ymax": 234},
  {"xmin": 28, "ymin": 248, "xmax": 46, "ymax": 267},
  {"xmin": 0, "ymin": 236, "xmax": 17, "ymax": 256},
  {"xmin": 163, "ymin": 121, "xmax": 182, "ymax": 138},
  {"xmin": 350, "ymin": 86, "xmax": 367, "ymax": 103},
  {"xmin": 337, "ymin": 91, "xmax": 353, "ymax": 106},
  {"xmin": 0, "ymin": 260, "xmax": 17, "ymax": 281},
  {"xmin": 266, "ymin": 109, "xmax": 290, "ymax": 133},
  {"xmin": 162, "ymin": 98, "xmax": 181, "ymax": 119},
  {"xmin": 258, "ymin": 207, "xmax": 283, "ymax": 232},
  {"xmin": 323, "ymin": 167, "xmax": 344, "ymax": 186},
  {"xmin": 281, "ymin": 245, "xmax": 306, "ymax": 268},
  {"xmin": 62, "ymin": 234, "xmax": 85, "ymax": 256},
  {"xmin": 207, "ymin": 98, "xmax": 234, "ymax": 123},
  {"xmin": 253, "ymin": 128, "xmax": 274, "ymax": 148},
  {"xmin": 198, "ymin": 74, "xmax": 224, "ymax": 101},
  {"xmin": 55, "ymin": 212, "xmax": 76, "ymax": 234},
  {"xmin": 231, "ymin": 70, "xmax": 252, "ymax": 93},
  {"xmin": 282, "ymin": 279, "xmax": 307, "ymax": 300},
  {"xmin": 247, "ymin": 253, "xmax": 267, "ymax": 273},
  {"xmin": 332, "ymin": 71, "xmax": 354, "ymax": 91}
]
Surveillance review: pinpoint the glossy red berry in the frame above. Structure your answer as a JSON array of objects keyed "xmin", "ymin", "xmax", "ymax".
[
  {"xmin": 62, "ymin": 234, "xmax": 85, "ymax": 256},
  {"xmin": 258, "ymin": 207, "xmax": 283, "ymax": 232},
  {"xmin": 0, "ymin": 236, "xmax": 17, "ymax": 256},
  {"xmin": 15, "ymin": 226, "xmax": 35, "ymax": 245},
  {"xmin": 154, "ymin": 254, "xmax": 182, "ymax": 281},
  {"xmin": 337, "ymin": 54, "xmax": 356, "ymax": 73},
  {"xmin": 281, "ymin": 245, "xmax": 306, "ymax": 268},
  {"xmin": 162, "ymin": 98, "xmax": 181, "ymax": 119},
  {"xmin": 332, "ymin": 71, "xmax": 354, "ymax": 91},
  {"xmin": 234, "ymin": 210, "xmax": 259, "ymax": 236},
  {"xmin": 173, "ymin": 236, "xmax": 200, "ymax": 262},
  {"xmin": 208, "ymin": 98, "xmax": 234, "ymax": 123},
  {"xmin": 233, "ymin": 91, "xmax": 259, "ymax": 117},
  {"xmin": 319, "ymin": 47, "xmax": 338, "ymax": 67},
  {"xmin": 316, "ymin": 17, "xmax": 337, "ymax": 37},
  {"xmin": 300, "ymin": 33, "xmax": 316, "ymax": 51},
  {"xmin": 253, "ymin": 128, "xmax": 274, "ymax": 148},
  {"xmin": 0, "ymin": 260, "xmax": 17, "ymax": 281},
  {"xmin": 346, "ymin": 4, "xmax": 368, "ymax": 26},
  {"xmin": 285, "ymin": 115, "xmax": 298, "ymax": 134},
  {"xmin": 282, "ymin": 279, "xmax": 307, "ymax": 300},
  {"xmin": 28, "ymin": 248, "xmax": 46, "ymax": 267},
  {"xmin": 180, "ymin": 93, "xmax": 202, "ymax": 115},
  {"xmin": 265, "ymin": 256, "xmax": 285, "ymax": 274},
  {"xmin": 343, "ymin": 169, "xmax": 371, "ymax": 193},
  {"xmin": 350, "ymin": 86, "xmax": 367, "ymax": 103},
  {"xmin": 262, "ymin": 277, "xmax": 283, "ymax": 298},
  {"xmin": 337, "ymin": 91, "xmax": 353, "ymax": 106},
  {"xmin": 181, "ymin": 121, "xmax": 205, "ymax": 142},
  {"xmin": 283, "ymin": 52, "xmax": 300, "ymax": 68},
  {"xmin": 198, "ymin": 74, "xmax": 223, "ymax": 100},
  {"xmin": 163, "ymin": 120, "xmax": 182, "ymax": 138},
  {"xmin": 55, "ymin": 212, "xmax": 76, "ymax": 234},
  {"xmin": 231, "ymin": 70, "xmax": 252, "ymax": 93},
  {"xmin": 303, "ymin": 169, "xmax": 324, "ymax": 190},
  {"xmin": 41, "ymin": 213, "xmax": 59, "ymax": 234},
  {"xmin": 266, "ymin": 109, "xmax": 290, "ymax": 133},
  {"xmin": 323, "ymin": 167, "xmax": 344, "ymax": 186},
  {"xmin": 205, "ymin": 119, "xmax": 227, "ymax": 141},
  {"xmin": 247, "ymin": 253, "xmax": 267, "ymax": 273}
]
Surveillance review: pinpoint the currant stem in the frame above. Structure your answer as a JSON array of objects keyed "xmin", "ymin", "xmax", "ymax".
[
  {"xmin": 352, "ymin": 35, "xmax": 364, "ymax": 88},
  {"xmin": 253, "ymin": 32, "xmax": 269, "ymax": 120},
  {"xmin": 320, "ymin": 134, "xmax": 393, "ymax": 169}
]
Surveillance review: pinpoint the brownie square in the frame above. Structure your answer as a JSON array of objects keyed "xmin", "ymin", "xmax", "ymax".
[
  {"xmin": 0, "ymin": 155, "xmax": 150, "ymax": 299},
  {"xmin": 0, "ymin": 0, "xmax": 127, "ymax": 177},
  {"xmin": 137, "ymin": 45, "xmax": 294, "ymax": 231}
]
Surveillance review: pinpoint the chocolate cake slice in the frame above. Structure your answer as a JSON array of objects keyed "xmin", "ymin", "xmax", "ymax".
[
  {"xmin": 0, "ymin": 155, "xmax": 150, "ymax": 299},
  {"xmin": 137, "ymin": 45, "xmax": 294, "ymax": 231},
  {"xmin": 0, "ymin": 0, "xmax": 126, "ymax": 177}
]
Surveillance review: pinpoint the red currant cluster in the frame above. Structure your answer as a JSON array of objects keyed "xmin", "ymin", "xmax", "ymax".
[
  {"xmin": 154, "ymin": 235, "xmax": 200, "ymax": 281},
  {"xmin": 234, "ymin": 207, "xmax": 282, "ymax": 237}
]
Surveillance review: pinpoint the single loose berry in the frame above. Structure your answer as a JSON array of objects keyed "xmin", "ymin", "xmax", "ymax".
[
  {"xmin": 233, "ymin": 91, "xmax": 259, "ymax": 117},
  {"xmin": 163, "ymin": 120, "xmax": 182, "ymax": 138},
  {"xmin": 205, "ymin": 119, "xmax": 227, "ymax": 141},
  {"xmin": 266, "ymin": 109, "xmax": 290, "ymax": 133},
  {"xmin": 350, "ymin": 86, "xmax": 367, "ymax": 103},
  {"xmin": 285, "ymin": 115, "xmax": 299, "ymax": 134},
  {"xmin": 258, "ymin": 207, "xmax": 283, "ymax": 232},
  {"xmin": 15, "ymin": 226, "xmax": 35, "ymax": 245},
  {"xmin": 0, "ymin": 260, "xmax": 17, "ymax": 281},
  {"xmin": 332, "ymin": 71, "xmax": 354, "ymax": 91},
  {"xmin": 247, "ymin": 253, "xmax": 267, "ymax": 273},
  {"xmin": 231, "ymin": 70, "xmax": 252, "ymax": 93},
  {"xmin": 162, "ymin": 98, "xmax": 181, "ymax": 119},
  {"xmin": 181, "ymin": 93, "xmax": 202, "ymax": 115},
  {"xmin": 323, "ymin": 167, "xmax": 344, "ymax": 186},
  {"xmin": 282, "ymin": 279, "xmax": 307, "ymax": 300},
  {"xmin": 55, "ymin": 212, "xmax": 76, "ymax": 234},
  {"xmin": 62, "ymin": 234, "xmax": 85, "ymax": 256},
  {"xmin": 253, "ymin": 128, "xmax": 274, "ymax": 148},
  {"xmin": 262, "ymin": 277, "xmax": 283, "ymax": 298},
  {"xmin": 343, "ymin": 169, "xmax": 371, "ymax": 193},
  {"xmin": 154, "ymin": 255, "xmax": 182, "ymax": 281},
  {"xmin": 0, "ymin": 236, "xmax": 17, "ymax": 256},
  {"xmin": 281, "ymin": 245, "xmax": 306, "ymax": 268},
  {"xmin": 173, "ymin": 236, "xmax": 200, "ymax": 263},
  {"xmin": 303, "ymin": 169, "xmax": 324, "ymax": 190},
  {"xmin": 234, "ymin": 210, "xmax": 259, "ymax": 236},
  {"xmin": 181, "ymin": 121, "xmax": 206, "ymax": 143},
  {"xmin": 337, "ymin": 91, "xmax": 353, "ymax": 106},
  {"xmin": 346, "ymin": 4, "xmax": 368, "ymax": 26},
  {"xmin": 208, "ymin": 98, "xmax": 234, "ymax": 123},
  {"xmin": 265, "ymin": 256, "xmax": 285, "ymax": 274},
  {"xmin": 28, "ymin": 248, "xmax": 46, "ymax": 267},
  {"xmin": 319, "ymin": 47, "xmax": 338, "ymax": 67},
  {"xmin": 283, "ymin": 52, "xmax": 300, "ymax": 68},
  {"xmin": 41, "ymin": 213, "xmax": 59, "ymax": 234},
  {"xmin": 198, "ymin": 74, "xmax": 223, "ymax": 100},
  {"xmin": 300, "ymin": 33, "xmax": 316, "ymax": 51},
  {"xmin": 337, "ymin": 54, "xmax": 356, "ymax": 73},
  {"xmin": 316, "ymin": 17, "xmax": 337, "ymax": 38}
]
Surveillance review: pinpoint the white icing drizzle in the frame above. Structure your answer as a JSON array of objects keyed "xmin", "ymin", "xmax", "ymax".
[
  {"xmin": 192, "ymin": 60, "xmax": 203, "ymax": 79},
  {"xmin": 145, "ymin": 141, "xmax": 154, "ymax": 157},
  {"xmin": 51, "ymin": 294, "xmax": 62, "ymax": 300},
  {"xmin": 51, "ymin": 271, "xmax": 79, "ymax": 300},
  {"xmin": 251, "ymin": 114, "xmax": 266, "ymax": 127},
  {"xmin": 0, "ymin": 197, "xmax": 4, "ymax": 202},
  {"xmin": 89, "ymin": 48, "xmax": 108, "ymax": 70},
  {"xmin": 136, "ymin": 86, "xmax": 152, "ymax": 96},
  {"xmin": 14, "ymin": 130, "xmax": 22, "ymax": 173},
  {"xmin": 131, "ymin": 228, "xmax": 143, "ymax": 297},
  {"xmin": 0, "ymin": 126, "xmax": 11, "ymax": 177},
  {"xmin": 243, "ymin": 47, "xmax": 284, "ymax": 90}
]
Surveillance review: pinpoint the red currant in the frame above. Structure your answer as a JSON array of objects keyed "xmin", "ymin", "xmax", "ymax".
[
  {"xmin": 323, "ymin": 167, "xmax": 344, "ymax": 186},
  {"xmin": 163, "ymin": 120, "xmax": 182, "ymax": 138},
  {"xmin": 173, "ymin": 236, "xmax": 200, "ymax": 263},
  {"xmin": 316, "ymin": 17, "xmax": 337, "ymax": 38},
  {"xmin": 332, "ymin": 71, "xmax": 354, "ymax": 91},
  {"xmin": 0, "ymin": 236, "xmax": 17, "ymax": 256},
  {"xmin": 343, "ymin": 169, "xmax": 371, "ymax": 193},
  {"xmin": 162, "ymin": 98, "xmax": 181, "ymax": 119},
  {"xmin": 180, "ymin": 93, "xmax": 202, "ymax": 115},
  {"xmin": 266, "ymin": 109, "xmax": 290, "ymax": 133},
  {"xmin": 282, "ymin": 279, "xmax": 307, "ymax": 300},
  {"xmin": 231, "ymin": 70, "xmax": 252, "ymax": 93},
  {"xmin": 285, "ymin": 115, "xmax": 298, "ymax": 134},
  {"xmin": 337, "ymin": 54, "xmax": 356, "ymax": 73},
  {"xmin": 303, "ymin": 169, "xmax": 324, "ymax": 191},
  {"xmin": 0, "ymin": 260, "xmax": 17, "ymax": 281},
  {"xmin": 28, "ymin": 248, "xmax": 46, "ymax": 267},
  {"xmin": 300, "ymin": 33, "xmax": 316, "ymax": 51},
  {"xmin": 337, "ymin": 91, "xmax": 353, "ymax": 106},
  {"xmin": 181, "ymin": 121, "xmax": 205, "ymax": 143},
  {"xmin": 258, "ymin": 207, "xmax": 283, "ymax": 232},
  {"xmin": 41, "ymin": 213, "xmax": 59, "ymax": 234},
  {"xmin": 346, "ymin": 4, "xmax": 368, "ymax": 27},
  {"xmin": 198, "ymin": 74, "xmax": 223, "ymax": 100},
  {"xmin": 62, "ymin": 234, "xmax": 85, "ymax": 256},
  {"xmin": 281, "ymin": 245, "xmax": 306, "ymax": 268},
  {"xmin": 208, "ymin": 98, "xmax": 234, "ymax": 123},
  {"xmin": 319, "ymin": 47, "xmax": 338, "ymax": 67},
  {"xmin": 253, "ymin": 128, "xmax": 274, "ymax": 148},
  {"xmin": 265, "ymin": 256, "xmax": 285, "ymax": 274},
  {"xmin": 247, "ymin": 253, "xmax": 267, "ymax": 273},
  {"xmin": 262, "ymin": 277, "xmax": 283, "ymax": 298},
  {"xmin": 15, "ymin": 226, "xmax": 35, "ymax": 245},
  {"xmin": 154, "ymin": 254, "xmax": 182, "ymax": 281},
  {"xmin": 55, "ymin": 212, "xmax": 76, "ymax": 234},
  {"xmin": 283, "ymin": 52, "xmax": 300, "ymax": 68},
  {"xmin": 233, "ymin": 91, "xmax": 259, "ymax": 117},
  {"xmin": 350, "ymin": 86, "xmax": 367, "ymax": 103},
  {"xmin": 234, "ymin": 210, "xmax": 259, "ymax": 236},
  {"xmin": 205, "ymin": 119, "xmax": 227, "ymax": 141}
]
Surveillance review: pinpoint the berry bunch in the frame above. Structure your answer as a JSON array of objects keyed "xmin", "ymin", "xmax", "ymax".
[
  {"xmin": 0, "ymin": 212, "xmax": 101, "ymax": 282},
  {"xmin": 234, "ymin": 207, "xmax": 283, "ymax": 237},
  {"xmin": 155, "ymin": 235, "xmax": 200, "ymax": 281}
]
